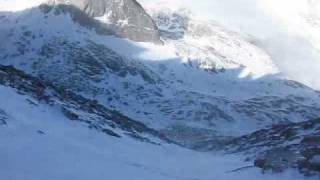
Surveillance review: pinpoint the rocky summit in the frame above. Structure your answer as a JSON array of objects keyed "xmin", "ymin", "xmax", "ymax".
[{"xmin": 44, "ymin": 0, "xmax": 162, "ymax": 43}]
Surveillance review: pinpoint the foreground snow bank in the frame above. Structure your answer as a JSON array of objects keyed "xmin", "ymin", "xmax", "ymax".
[{"xmin": 0, "ymin": 86, "xmax": 316, "ymax": 180}]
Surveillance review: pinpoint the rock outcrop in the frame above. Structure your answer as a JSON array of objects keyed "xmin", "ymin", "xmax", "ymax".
[
  {"xmin": 224, "ymin": 119, "xmax": 320, "ymax": 176},
  {"xmin": 0, "ymin": 109, "xmax": 8, "ymax": 126},
  {"xmin": 44, "ymin": 0, "xmax": 162, "ymax": 43}
]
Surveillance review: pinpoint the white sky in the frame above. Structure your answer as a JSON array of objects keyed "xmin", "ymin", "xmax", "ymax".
[{"xmin": 0, "ymin": 0, "xmax": 46, "ymax": 11}]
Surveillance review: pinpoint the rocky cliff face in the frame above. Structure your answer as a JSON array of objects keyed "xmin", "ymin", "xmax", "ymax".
[{"xmin": 44, "ymin": 0, "xmax": 162, "ymax": 43}]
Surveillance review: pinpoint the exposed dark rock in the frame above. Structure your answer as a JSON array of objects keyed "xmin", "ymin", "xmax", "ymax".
[
  {"xmin": 101, "ymin": 128, "xmax": 121, "ymax": 137},
  {"xmin": 224, "ymin": 118, "xmax": 320, "ymax": 176},
  {"xmin": 254, "ymin": 147, "xmax": 299, "ymax": 173},
  {"xmin": 42, "ymin": 0, "xmax": 162, "ymax": 44},
  {"xmin": 254, "ymin": 158, "xmax": 267, "ymax": 169},
  {"xmin": 62, "ymin": 107, "xmax": 79, "ymax": 120},
  {"xmin": 37, "ymin": 130, "xmax": 46, "ymax": 135},
  {"xmin": 0, "ymin": 109, "xmax": 8, "ymax": 126}
]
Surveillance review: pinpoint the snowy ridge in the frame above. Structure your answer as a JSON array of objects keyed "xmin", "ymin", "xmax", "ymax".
[
  {"xmin": 139, "ymin": 0, "xmax": 320, "ymax": 90},
  {"xmin": 149, "ymin": 7, "xmax": 278, "ymax": 78}
]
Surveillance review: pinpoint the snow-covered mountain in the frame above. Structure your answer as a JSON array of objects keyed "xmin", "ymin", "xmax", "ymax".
[
  {"xmin": 1, "ymin": 63, "xmax": 314, "ymax": 180},
  {"xmin": 140, "ymin": 0, "xmax": 320, "ymax": 90},
  {"xmin": 0, "ymin": 0, "xmax": 320, "ymax": 179}
]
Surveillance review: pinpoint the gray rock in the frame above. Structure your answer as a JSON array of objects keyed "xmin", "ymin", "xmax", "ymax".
[
  {"xmin": 61, "ymin": 107, "xmax": 79, "ymax": 120},
  {"xmin": 0, "ymin": 109, "xmax": 8, "ymax": 125},
  {"xmin": 224, "ymin": 119, "xmax": 320, "ymax": 176},
  {"xmin": 44, "ymin": 0, "xmax": 162, "ymax": 44}
]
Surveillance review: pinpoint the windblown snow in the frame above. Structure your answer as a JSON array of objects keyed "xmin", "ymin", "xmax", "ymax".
[{"xmin": 139, "ymin": 0, "xmax": 320, "ymax": 90}]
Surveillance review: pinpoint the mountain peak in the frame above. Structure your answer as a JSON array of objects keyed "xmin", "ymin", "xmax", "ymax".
[{"xmin": 43, "ymin": 0, "xmax": 162, "ymax": 43}]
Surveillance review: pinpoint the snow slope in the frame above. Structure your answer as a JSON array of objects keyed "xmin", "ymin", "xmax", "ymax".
[{"xmin": 0, "ymin": 84, "xmax": 316, "ymax": 180}]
